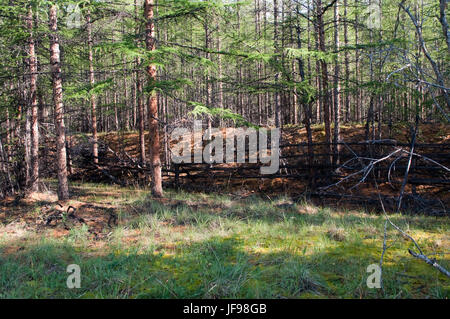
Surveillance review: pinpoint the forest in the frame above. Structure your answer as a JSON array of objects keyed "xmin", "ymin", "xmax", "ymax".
[{"xmin": 0, "ymin": 0, "xmax": 449, "ymax": 300}]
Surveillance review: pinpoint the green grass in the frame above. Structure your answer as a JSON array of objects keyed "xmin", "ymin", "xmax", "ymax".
[{"xmin": 0, "ymin": 183, "xmax": 448, "ymax": 299}]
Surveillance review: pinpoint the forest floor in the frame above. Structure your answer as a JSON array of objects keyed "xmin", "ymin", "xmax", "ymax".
[{"xmin": 0, "ymin": 181, "xmax": 449, "ymax": 298}]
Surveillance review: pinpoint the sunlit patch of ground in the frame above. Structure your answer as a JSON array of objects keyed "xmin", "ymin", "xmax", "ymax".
[{"xmin": 0, "ymin": 182, "xmax": 448, "ymax": 298}]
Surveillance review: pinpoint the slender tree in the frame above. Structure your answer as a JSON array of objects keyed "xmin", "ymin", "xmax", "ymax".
[
  {"xmin": 317, "ymin": 0, "xmax": 333, "ymax": 164},
  {"xmin": 26, "ymin": 5, "xmax": 39, "ymax": 193},
  {"xmin": 49, "ymin": 3, "xmax": 69, "ymax": 200},
  {"xmin": 86, "ymin": 8, "xmax": 99, "ymax": 164},
  {"xmin": 135, "ymin": 0, "xmax": 146, "ymax": 164},
  {"xmin": 274, "ymin": 0, "xmax": 281, "ymax": 128},
  {"xmin": 333, "ymin": 0, "xmax": 341, "ymax": 164},
  {"xmin": 145, "ymin": 0, "xmax": 163, "ymax": 197}
]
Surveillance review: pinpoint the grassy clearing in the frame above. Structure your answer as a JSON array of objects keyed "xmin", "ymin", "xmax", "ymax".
[{"xmin": 0, "ymin": 182, "xmax": 448, "ymax": 299}]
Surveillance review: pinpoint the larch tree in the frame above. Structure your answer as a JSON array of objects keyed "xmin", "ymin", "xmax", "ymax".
[
  {"xmin": 273, "ymin": 0, "xmax": 281, "ymax": 128},
  {"xmin": 135, "ymin": 0, "xmax": 146, "ymax": 164},
  {"xmin": 26, "ymin": 4, "xmax": 39, "ymax": 193},
  {"xmin": 333, "ymin": 0, "xmax": 341, "ymax": 165},
  {"xmin": 316, "ymin": 0, "xmax": 334, "ymax": 164},
  {"xmin": 86, "ymin": 8, "xmax": 99, "ymax": 165},
  {"xmin": 48, "ymin": 3, "xmax": 69, "ymax": 200},
  {"xmin": 144, "ymin": 0, "xmax": 163, "ymax": 197}
]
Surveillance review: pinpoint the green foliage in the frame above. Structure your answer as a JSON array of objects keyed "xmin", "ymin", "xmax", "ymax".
[
  {"xmin": 66, "ymin": 79, "xmax": 114, "ymax": 100},
  {"xmin": 188, "ymin": 102, "xmax": 254, "ymax": 127}
]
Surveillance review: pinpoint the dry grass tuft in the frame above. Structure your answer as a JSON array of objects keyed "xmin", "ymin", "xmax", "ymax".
[{"xmin": 326, "ymin": 226, "xmax": 347, "ymax": 242}]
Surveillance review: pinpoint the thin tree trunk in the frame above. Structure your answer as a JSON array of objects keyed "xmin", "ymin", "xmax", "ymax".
[
  {"xmin": 123, "ymin": 56, "xmax": 130, "ymax": 131},
  {"xmin": 27, "ymin": 5, "xmax": 39, "ymax": 193},
  {"xmin": 49, "ymin": 4, "xmax": 69, "ymax": 200},
  {"xmin": 145, "ymin": 0, "xmax": 163, "ymax": 197},
  {"xmin": 355, "ymin": 0, "xmax": 360, "ymax": 122},
  {"xmin": 439, "ymin": 0, "xmax": 450, "ymax": 53},
  {"xmin": 333, "ymin": 1, "xmax": 341, "ymax": 164},
  {"xmin": 114, "ymin": 91, "xmax": 119, "ymax": 131},
  {"xmin": 343, "ymin": 0, "xmax": 350, "ymax": 122},
  {"xmin": 87, "ymin": 10, "xmax": 99, "ymax": 164},
  {"xmin": 274, "ymin": 0, "xmax": 281, "ymax": 128},
  {"xmin": 317, "ymin": 0, "xmax": 332, "ymax": 164},
  {"xmin": 255, "ymin": 0, "xmax": 262, "ymax": 125},
  {"xmin": 25, "ymin": 107, "xmax": 31, "ymax": 187},
  {"xmin": 132, "ymin": 67, "xmax": 137, "ymax": 130},
  {"xmin": 5, "ymin": 105, "xmax": 11, "ymax": 162},
  {"xmin": 296, "ymin": 2, "xmax": 315, "ymax": 187},
  {"xmin": 315, "ymin": 19, "xmax": 322, "ymax": 124},
  {"xmin": 137, "ymin": 72, "xmax": 146, "ymax": 164},
  {"xmin": 205, "ymin": 19, "xmax": 212, "ymax": 139},
  {"xmin": 217, "ymin": 22, "xmax": 224, "ymax": 126},
  {"xmin": 134, "ymin": 0, "xmax": 146, "ymax": 164}
]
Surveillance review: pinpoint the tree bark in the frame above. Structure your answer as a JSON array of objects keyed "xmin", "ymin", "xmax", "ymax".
[
  {"xmin": 333, "ymin": 1, "xmax": 341, "ymax": 164},
  {"xmin": 439, "ymin": 0, "xmax": 450, "ymax": 54},
  {"xmin": 27, "ymin": 5, "xmax": 39, "ymax": 193},
  {"xmin": 87, "ymin": 9, "xmax": 99, "ymax": 164},
  {"xmin": 254, "ymin": 0, "xmax": 262, "ymax": 125},
  {"xmin": 123, "ymin": 56, "xmax": 130, "ymax": 131},
  {"xmin": 343, "ymin": 0, "xmax": 349, "ymax": 122},
  {"xmin": 274, "ymin": 0, "xmax": 281, "ymax": 128},
  {"xmin": 204, "ymin": 18, "xmax": 212, "ymax": 140},
  {"xmin": 145, "ymin": 0, "xmax": 163, "ymax": 197},
  {"xmin": 5, "ymin": 104, "xmax": 11, "ymax": 162},
  {"xmin": 49, "ymin": 4, "xmax": 69, "ymax": 200},
  {"xmin": 355, "ymin": 0, "xmax": 360, "ymax": 122},
  {"xmin": 135, "ymin": 0, "xmax": 146, "ymax": 165}
]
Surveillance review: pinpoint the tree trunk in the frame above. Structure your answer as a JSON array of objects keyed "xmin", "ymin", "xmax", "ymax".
[
  {"xmin": 439, "ymin": 0, "xmax": 450, "ymax": 54},
  {"xmin": 5, "ymin": 105, "xmax": 11, "ymax": 162},
  {"xmin": 204, "ymin": 19, "xmax": 212, "ymax": 140},
  {"xmin": 134, "ymin": 0, "xmax": 146, "ymax": 164},
  {"xmin": 123, "ymin": 56, "xmax": 130, "ymax": 131},
  {"xmin": 25, "ymin": 107, "xmax": 31, "ymax": 187},
  {"xmin": 145, "ymin": 0, "xmax": 163, "ymax": 197},
  {"xmin": 343, "ymin": 0, "xmax": 349, "ymax": 122},
  {"xmin": 217, "ymin": 22, "xmax": 224, "ymax": 126},
  {"xmin": 355, "ymin": 0, "xmax": 360, "ymax": 122},
  {"xmin": 317, "ymin": 0, "xmax": 332, "ymax": 164},
  {"xmin": 137, "ymin": 72, "xmax": 146, "ymax": 164},
  {"xmin": 87, "ymin": 10, "xmax": 99, "ymax": 164},
  {"xmin": 27, "ymin": 5, "xmax": 39, "ymax": 193},
  {"xmin": 333, "ymin": 1, "xmax": 341, "ymax": 165},
  {"xmin": 296, "ymin": 2, "xmax": 315, "ymax": 188},
  {"xmin": 274, "ymin": 0, "xmax": 281, "ymax": 128},
  {"xmin": 255, "ymin": 0, "xmax": 262, "ymax": 125},
  {"xmin": 49, "ymin": 4, "xmax": 69, "ymax": 200}
]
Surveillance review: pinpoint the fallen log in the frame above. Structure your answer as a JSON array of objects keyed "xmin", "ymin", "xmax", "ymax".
[{"xmin": 408, "ymin": 249, "xmax": 450, "ymax": 278}]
